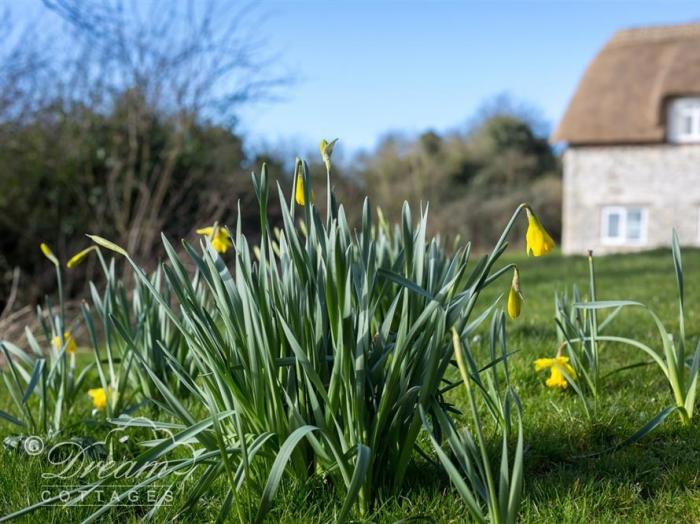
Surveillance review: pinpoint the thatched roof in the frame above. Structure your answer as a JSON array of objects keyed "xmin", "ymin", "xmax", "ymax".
[{"xmin": 552, "ymin": 22, "xmax": 700, "ymax": 145}]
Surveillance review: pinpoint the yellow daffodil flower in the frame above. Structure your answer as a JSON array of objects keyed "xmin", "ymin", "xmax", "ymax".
[
  {"xmin": 67, "ymin": 246, "xmax": 98, "ymax": 269},
  {"xmin": 52, "ymin": 331, "xmax": 77, "ymax": 355},
  {"xmin": 40, "ymin": 243, "xmax": 59, "ymax": 266},
  {"xmin": 196, "ymin": 226, "xmax": 232, "ymax": 254},
  {"xmin": 295, "ymin": 174, "xmax": 315, "ymax": 206},
  {"xmin": 87, "ymin": 386, "xmax": 111, "ymax": 411},
  {"xmin": 534, "ymin": 356, "xmax": 577, "ymax": 389},
  {"xmin": 319, "ymin": 138, "xmax": 338, "ymax": 172},
  {"xmin": 507, "ymin": 267, "xmax": 523, "ymax": 319},
  {"xmin": 525, "ymin": 207, "xmax": 555, "ymax": 256}
]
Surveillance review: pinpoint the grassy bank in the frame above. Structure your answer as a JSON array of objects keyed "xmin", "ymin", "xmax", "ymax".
[{"xmin": 1, "ymin": 248, "xmax": 699, "ymax": 522}]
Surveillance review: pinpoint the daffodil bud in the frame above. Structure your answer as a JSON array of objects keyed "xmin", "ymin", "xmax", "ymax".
[
  {"xmin": 295, "ymin": 174, "xmax": 314, "ymax": 206},
  {"xmin": 86, "ymin": 235, "xmax": 128, "ymax": 257},
  {"xmin": 524, "ymin": 206, "xmax": 555, "ymax": 256},
  {"xmin": 507, "ymin": 267, "xmax": 523, "ymax": 319},
  {"xmin": 319, "ymin": 138, "xmax": 338, "ymax": 173},
  {"xmin": 67, "ymin": 246, "xmax": 98, "ymax": 269},
  {"xmin": 40, "ymin": 243, "xmax": 59, "ymax": 267}
]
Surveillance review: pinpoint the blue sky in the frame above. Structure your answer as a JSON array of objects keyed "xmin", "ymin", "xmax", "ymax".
[
  {"xmin": 7, "ymin": 0, "xmax": 700, "ymax": 156},
  {"xmin": 237, "ymin": 0, "xmax": 700, "ymax": 155}
]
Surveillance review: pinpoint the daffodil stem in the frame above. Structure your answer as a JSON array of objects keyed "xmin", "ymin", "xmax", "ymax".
[
  {"xmin": 55, "ymin": 264, "xmax": 65, "ymax": 336},
  {"xmin": 490, "ymin": 203, "xmax": 528, "ymax": 262},
  {"xmin": 483, "ymin": 263, "xmax": 516, "ymax": 288},
  {"xmin": 587, "ymin": 253, "xmax": 600, "ymax": 398},
  {"xmin": 325, "ymin": 167, "xmax": 332, "ymax": 226},
  {"xmin": 455, "ymin": 205, "xmax": 527, "ymax": 334}
]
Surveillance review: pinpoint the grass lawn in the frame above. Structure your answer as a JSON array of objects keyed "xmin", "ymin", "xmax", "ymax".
[{"xmin": 1, "ymin": 248, "xmax": 700, "ymax": 522}]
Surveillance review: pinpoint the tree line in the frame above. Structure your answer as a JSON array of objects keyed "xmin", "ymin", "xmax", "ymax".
[{"xmin": 0, "ymin": 0, "xmax": 560, "ymax": 313}]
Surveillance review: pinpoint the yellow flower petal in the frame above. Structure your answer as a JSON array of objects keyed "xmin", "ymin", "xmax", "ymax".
[
  {"xmin": 53, "ymin": 331, "xmax": 77, "ymax": 355},
  {"xmin": 87, "ymin": 386, "xmax": 110, "ymax": 411},
  {"xmin": 534, "ymin": 357, "xmax": 555, "ymax": 371},
  {"xmin": 197, "ymin": 225, "xmax": 232, "ymax": 254},
  {"xmin": 525, "ymin": 208, "xmax": 555, "ymax": 257},
  {"xmin": 535, "ymin": 355, "xmax": 577, "ymax": 389},
  {"xmin": 546, "ymin": 366, "xmax": 568, "ymax": 389}
]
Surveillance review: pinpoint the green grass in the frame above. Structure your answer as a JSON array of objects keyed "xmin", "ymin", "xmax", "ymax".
[{"xmin": 2, "ymin": 248, "xmax": 700, "ymax": 522}]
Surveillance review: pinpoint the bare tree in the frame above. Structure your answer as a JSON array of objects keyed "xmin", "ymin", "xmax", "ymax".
[
  {"xmin": 0, "ymin": 0, "xmax": 289, "ymax": 310},
  {"xmin": 35, "ymin": 0, "xmax": 288, "ymax": 257}
]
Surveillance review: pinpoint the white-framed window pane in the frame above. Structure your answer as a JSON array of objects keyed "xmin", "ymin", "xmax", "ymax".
[
  {"xmin": 626, "ymin": 209, "xmax": 642, "ymax": 240},
  {"xmin": 668, "ymin": 97, "xmax": 700, "ymax": 143},
  {"xmin": 606, "ymin": 212, "xmax": 621, "ymax": 239},
  {"xmin": 602, "ymin": 207, "xmax": 646, "ymax": 245},
  {"xmin": 683, "ymin": 114, "xmax": 694, "ymax": 135}
]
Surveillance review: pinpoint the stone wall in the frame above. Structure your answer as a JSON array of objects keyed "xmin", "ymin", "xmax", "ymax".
[{"xmin": 562, "ymin": 144, "xmax": 700, "ymax": 255}]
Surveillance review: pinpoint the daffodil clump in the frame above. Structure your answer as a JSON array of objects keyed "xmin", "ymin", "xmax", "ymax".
[
  {"xmin": 3, "ymin": 139, "xmax": 559, "ymax": 524},
  {"xmin": 0, "ymin": 242, "xmax": 89, "ymax": 436},
  {"xmin": 573, "ymin": 231, "xmax": 700, "ymax": 425}
]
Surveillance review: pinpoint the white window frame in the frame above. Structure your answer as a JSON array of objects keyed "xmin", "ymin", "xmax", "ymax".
[
  {"xmin": 601, "ymin": 206, "xmax": 647, "ymax": 246},
  {"xmin": 668, "ymin": 98, "xmax": 700, "ymax": 143}
]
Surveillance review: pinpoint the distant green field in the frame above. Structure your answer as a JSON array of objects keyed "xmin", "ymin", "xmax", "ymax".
[{"xmin": 2, "ymin": 248, "xmax": 700, "ymax": 522}]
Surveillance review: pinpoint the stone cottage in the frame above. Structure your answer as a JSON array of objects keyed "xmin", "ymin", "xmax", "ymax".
[{"xmin": 553, "ymin": 22, "xmax": 700, "ymax": 255}]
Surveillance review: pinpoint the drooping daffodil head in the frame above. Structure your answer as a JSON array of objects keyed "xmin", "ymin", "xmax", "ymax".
[
  {"xmin": 67, "ymin": 246, "xmax": 98, "ymax": 269},
  {"xmin": 87, "ymin": 386, "xmax": 111, "ymax": 411},
  {"xmin": 507, "ymin": 267, "xmax": 523, "ymax": 319},
  {"xmin": 53, "ymin": 331, "xmax": 77, "ymax": 355},
  {"xmin": 534, "ymin": 356, "xmax": 577, "ymax": 389},
  {"xmin": 319, "ymin": 138, "xmax": 338, "ymax": 172},
  {"xmin": 295, "ymin": 173, "xmax": 315, "ymax": 206},
  {"xmin": 525, "ymin": 207, "xmax": 555, "ymax": 257},
  {"xmin": 40, "ymin": 243, "xmax": 59, "ymax": 267},
  {"xmin": 196, "ymin": 225, "xmax": 232, "ymax": 254}
]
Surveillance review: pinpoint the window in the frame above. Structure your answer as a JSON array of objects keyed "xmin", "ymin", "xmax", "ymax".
[
  {"xmin": 668, "ymin": 98, "xmax": 700, "ymax": 143},
  {"xmin": 601, "ymin": 207, "xmax": 647, "ymax": 245}
]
